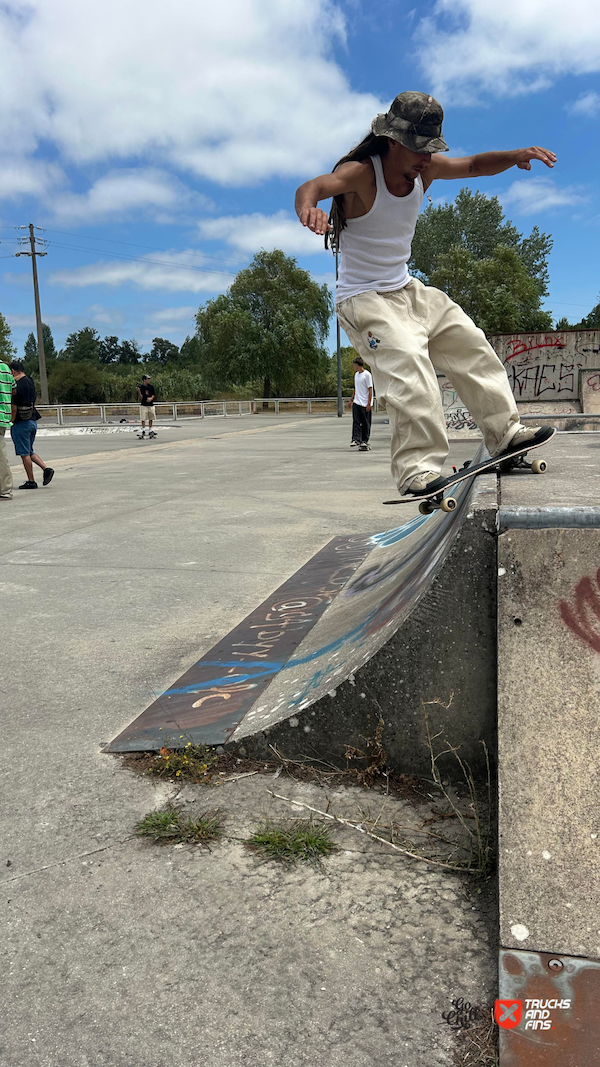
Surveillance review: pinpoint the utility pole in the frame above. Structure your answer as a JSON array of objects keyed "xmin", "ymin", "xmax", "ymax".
[
  {"xmin": 335, "ymin": 249, "xmax": 343, "ymax": 418},
  {"xmin": 16, "ymin": 224, "xmax": 49, "ymax": 404}
]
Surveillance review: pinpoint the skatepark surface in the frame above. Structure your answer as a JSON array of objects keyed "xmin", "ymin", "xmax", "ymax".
[
  {"xmin": 2, "ymin": 413, "xmax": 503, "ymax": 1067},
  {"xmin": 4, "ymin": 415, "xmax": 593, "ymax": 1066}
]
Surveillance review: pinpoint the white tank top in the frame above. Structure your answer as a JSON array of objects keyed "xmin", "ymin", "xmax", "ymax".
[{"xmin": 336, "ymin": 155, "xmax": 424, "ymax": 303}]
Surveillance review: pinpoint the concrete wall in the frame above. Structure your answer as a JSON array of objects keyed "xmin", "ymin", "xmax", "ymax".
[
  {"xmin": 242, "ymin": 475, "xmax": 498, "ymax": 780},
  {"xmin": 498, "ymin": 525, "xmax": 600, "ymax": 959}
]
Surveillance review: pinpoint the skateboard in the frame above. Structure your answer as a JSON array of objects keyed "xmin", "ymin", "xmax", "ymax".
[{"xmin": 383, "ymin": 426, "xmax": 556, "ymax": 514}]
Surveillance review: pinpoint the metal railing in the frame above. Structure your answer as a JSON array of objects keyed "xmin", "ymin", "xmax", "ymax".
[{"xmin": 35, "ymin": 397, "xmax": 361, "ymax": 425}]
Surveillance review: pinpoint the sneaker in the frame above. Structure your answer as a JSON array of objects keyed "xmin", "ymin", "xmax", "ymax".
[
  {"xmin": 350, "ymin": 441, "xmax": 359, "ymax": 448},
  {"xmin": 138, "ymin": 431, "xmax": 146, "ymax": 439},
  {"xmin": 404, "ymin": 470, "xmax": 441, "ymax": 494},
  {"xmin": 492, "ymin": 424, "xmax": 540, "ymax": 458},
  {"xmin": 148, "ymin": 431, "xmax": 157, "ymax": 438},
  {"xmin": 18, "ymin": 480, "xmax": 38, "ymax": 489},
  {"xmin": 43, "ymin": 468, "xmax": 55, "ymax": 486},
  {"xmin": 0, "ymin": 494, "xmax": 12, "ymax": 500}
]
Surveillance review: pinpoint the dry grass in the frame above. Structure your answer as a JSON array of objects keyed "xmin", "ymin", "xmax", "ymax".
[{"xmin": 452, "ymin": 1006, "xmax": 499, "ymax": 1067}]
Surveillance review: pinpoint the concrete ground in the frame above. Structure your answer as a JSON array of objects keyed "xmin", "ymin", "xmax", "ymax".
[
  {"xmin": 500, "ymin": 429, "xmax": 600, "ymax": 507},
  {"xmin": 1, "ymin": 414, "xmax": 495, "ymax": 1067}
]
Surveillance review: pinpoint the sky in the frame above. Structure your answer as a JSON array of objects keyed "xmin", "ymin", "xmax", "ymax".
[{"xmin": 1, "ymin": 0, "xmax": 599, "ymax": 359}]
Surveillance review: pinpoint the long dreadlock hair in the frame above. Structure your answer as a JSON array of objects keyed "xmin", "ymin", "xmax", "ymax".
[{"xmin": 325, "ymin": 132, "xmax": 391, "ymax": 253}]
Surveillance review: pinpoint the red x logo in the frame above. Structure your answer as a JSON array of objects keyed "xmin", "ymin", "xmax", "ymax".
[{"xmin": 495, "ymin": 1000, "xmax": 522, "ymax": 1029}]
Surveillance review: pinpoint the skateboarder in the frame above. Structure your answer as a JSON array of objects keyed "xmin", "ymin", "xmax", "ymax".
[
  {"xmin": 136, "ymin": 374, "xmax": 156, "ymax": 438},
  {"xmin": 349, "ymin": 356, "xmax": 373, "ymax": 451},
  {"xmin": 295, "ymin": 91, "xmax": 557, "ymax": 495}
]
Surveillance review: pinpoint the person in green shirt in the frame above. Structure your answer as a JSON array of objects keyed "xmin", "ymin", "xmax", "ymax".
[{"xmin": 0, "ymin": 357, "xmax": 13, "ymax": 500}]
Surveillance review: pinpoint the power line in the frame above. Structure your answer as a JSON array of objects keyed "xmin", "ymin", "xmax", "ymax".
[
  {"xmin": 0, "ymin": 224, "xmax": 240, "ymax": 268},
  {"xmin": 47, "ymin": 241, "xmax": 237, "ymax": 277},
  {"xmin": 43, "ymin": 227, "xmax": 238, "ymax": 267}
]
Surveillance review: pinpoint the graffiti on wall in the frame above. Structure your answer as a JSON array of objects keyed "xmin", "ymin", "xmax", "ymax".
[
  {"xmin": 489, "ymin": 331, "xmax": 600, "ymax": 403},
  {"xmin": 438, "ymin": 378, "xmax": 478, "ymax": 432},
  {"xmin": 559, "ymin": 568, "xmax": 600, "ymax": 654}
]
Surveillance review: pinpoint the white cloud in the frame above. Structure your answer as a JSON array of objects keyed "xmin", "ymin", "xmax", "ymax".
[
  {"xmin": 50, "ymin": 169, "xmax": 210, "ymax": 223},
  {"xmin": 48, "ymin": 250, "xmax": 233, "ymax": 293},
  {"xmin": 501, "ymin": 177, "xmax": 589, "ymax": 214},
  {"xmin": 0, "ymin": 158, "xmax": 63, "ymax": 201},
  {"xmin": 0, "ymin": 0, "xmax": 382, "ymax": 192},
  {"xmin": 571, "ymin": 91, "xmax": 600, "ymax": 117},
  {"xmin": 415, "ymin": 0, "xmax": 600, "ymax": 99},
  {"xmin": 198, "ymin": 211, "xmax": 330, "ymax": 256},
  {"xmin": 6, "ymin": 313, "xmax": 71, "ymax": 328},
  {"xmin": 148, "ymin": 307, "xmax": 197, "ymax": 324}
]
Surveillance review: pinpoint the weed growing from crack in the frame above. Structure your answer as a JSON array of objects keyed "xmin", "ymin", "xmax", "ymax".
[
  {"xmin": 246, "ymin": 819, "xmax": 336, "ymax": 865},
  {"xmin": 423, "ymin": 696, "xmax": 493, "ymax": 878},
  {"xmin": 148, "ymin": 740, "xmax": 218, "ymax": 782},
  {"xmin": 134, "ymin": 803, "xmax": 223, "ymax": 846}
]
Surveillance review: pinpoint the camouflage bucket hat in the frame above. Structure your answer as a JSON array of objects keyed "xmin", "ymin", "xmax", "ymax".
[{"xmin": 371, "ymin": 91, "xmax": 448, "ymax": 153}]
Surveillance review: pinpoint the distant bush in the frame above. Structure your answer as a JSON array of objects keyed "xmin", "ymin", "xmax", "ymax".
[{"xmin": 47, "ymin": 362, "xmax": 104, "ymax": 403}]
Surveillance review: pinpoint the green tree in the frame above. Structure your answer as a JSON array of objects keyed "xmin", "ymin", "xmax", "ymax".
[
  {"xmin": 146, "ymin": 337, "xmax": 180, "ymax": 366},
  {"xmin": 118, "ymin": 338, "xmax": 142, "ymax": 365},
  {"xmin": 179, "ymin": 334, "xmax": 202, "ymax": 365},
  {"xmin": 0, "ymin": 312, "xmax": 16, "ymax": 363},
  {"xmin": 47, "ymin": 362, "xmax": 104, "ymax": 403},
  {"xmin": 409, "ymin": 188, "xmax": 553, "ymax": 331},
  {"xmin": 62, "ymin": 327, "xmax": 101, "ymax": 363},
  {"xmin": 98, "ymin": 335, "xmax": 121, "ymax": 364},
  {"xmin": 23, "ymin": 324, "xmax": 57, "ymax": 374},
  {"xmin": 429, "ymin": 245, "xmax": 553, "ymax": 334},
  {"xmin": 196, "ymin": 249, "xmax": 333, "ymax": 397},
  {"xmin": 567, "ymin": 295, "xmax": 600, "ymax": 330}
]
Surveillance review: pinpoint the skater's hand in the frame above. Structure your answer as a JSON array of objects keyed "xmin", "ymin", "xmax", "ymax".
[
  {"xmin": 298, "ymin": 206, "xmax": 330, "ymax": 234},
  {"xmin": 516, "ymin": 147, "xmax": 556, "ymax": 170}
]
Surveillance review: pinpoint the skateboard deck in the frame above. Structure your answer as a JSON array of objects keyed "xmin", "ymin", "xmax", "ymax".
[{"xmin": 383, "ymin": 426, "xmax": 556, "ymax": 513}]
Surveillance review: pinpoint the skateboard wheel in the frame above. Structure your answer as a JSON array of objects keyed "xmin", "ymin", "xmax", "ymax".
[
  {"xmin": 419, "ymin": 501, "xmax": 434, "ymax": 515},
  {"xmin": 531, "ymin": 458, "xmax": 547, "ymax": 474},
  {"xmin": 441, "ymin": 496, "xmax": 457, "ymax": 513}
]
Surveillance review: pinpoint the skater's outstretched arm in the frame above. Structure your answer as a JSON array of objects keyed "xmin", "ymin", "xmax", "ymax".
[
  {"xmin": 295, "ymin": 161, "xmax": 373, "ymax": 235},
  {"xmin": 426, "ymin": 146, "xmax": 556, "ymax": 187}
]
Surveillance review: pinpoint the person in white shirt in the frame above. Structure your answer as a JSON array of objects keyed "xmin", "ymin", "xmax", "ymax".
[{"xmin": 349, "ymin": 356, "xmax": 373, "ymax": 451}]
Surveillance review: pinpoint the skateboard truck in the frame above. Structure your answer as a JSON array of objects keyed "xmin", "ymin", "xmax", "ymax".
[
  {"xmin": 418, "ymin": 494, "xmax": 457, "ymax": 515},
  {"xmin": 417, "ymin": 454, "xmax": 547, "ymax": 515},
  {"xmin": 498, "ymin": 454, "xmax": 547, "ymax": 475}
]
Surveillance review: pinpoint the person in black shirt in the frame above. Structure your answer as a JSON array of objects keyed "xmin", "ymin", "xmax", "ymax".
[
  {"xmin": 9, "ymin": 361, "xmax": 54, "ymax": 489},
  {"xmin": 136, "ymin": 375, "xmax": 157, "ymax": 439}
]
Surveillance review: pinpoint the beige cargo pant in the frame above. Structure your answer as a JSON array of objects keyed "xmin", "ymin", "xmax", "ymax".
[
  {"xmin": 336, "ymin": 278, "xmax": 520, "ymax": 492},
  {"xmin": 0, "ymin": 427, "xmax": 13, "ymax": 498}
]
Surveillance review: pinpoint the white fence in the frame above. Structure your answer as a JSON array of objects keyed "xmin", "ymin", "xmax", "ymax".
[{"xmin": 35, "ymin": 397, "xmax": 374, "ymax": 425}]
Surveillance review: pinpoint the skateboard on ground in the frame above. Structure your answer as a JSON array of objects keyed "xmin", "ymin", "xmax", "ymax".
[{"xmin": 383, "ymin": 426, "xmax": 556, "ymax": 514}]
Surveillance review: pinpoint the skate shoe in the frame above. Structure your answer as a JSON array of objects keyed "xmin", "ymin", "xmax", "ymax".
[{"xmin": 404, "ymin": 470, "xmax": 442, "ymax": 495}]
